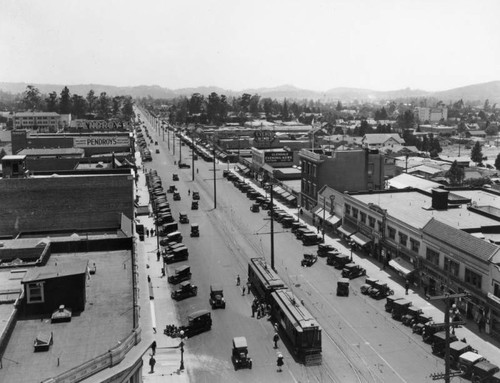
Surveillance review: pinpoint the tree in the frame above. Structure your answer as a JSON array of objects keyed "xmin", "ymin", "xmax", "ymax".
[
  {"xmin": 249, "ymin": 94, "xmax": 261, "ymax": 117},
  {"xmin": 446, "ymin": 160, "xmax": 464, "ymax": 185},
  {"xmin": 495, "ymin": 153, "xmax": 500, "ymax": 170},
  {"xmin": 112, "ymin": 96, "xmax": 122, "ymax": 117},
  {"xmin": 86, "ymin": 90, "xmax": 98, "ymax": 114},
  {"xmin": 59, "ymin": 86, "xmax": 72, "ymax": 114},
  {"xmin": 188, "ymin": 93, "xmax": 204, "ymax": 114},
  {"xmin": 97, "ymin": 92, "xmax": 110, "ymax": 119},
  {"xmin": 23, "ymin": 85, "xmax": 42, "ymax": 111},
  {"xmin": 45, "ymin": 91, "xmax": 58, "ymax": 112},
  {"xmin": 121, "ymin": 96, "xmax": 134, "ymax": 121},
  {"xmin": 71, "ymin": 94, "xmax": 87, "ymax": 118},
  {"xmin": 485, "ymin": 124, "xmax": 498, "ymax": 136},
  {"xmin": 336, "ymin": 101, "xmax": 343, "ymax": 111},
  {"xmin": 471, "ymin": 141, "xmax": 483, "ymax": 165}
]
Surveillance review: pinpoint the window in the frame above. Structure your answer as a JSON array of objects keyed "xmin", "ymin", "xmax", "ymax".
[
  {"xmin": 464, "ymin": 268, "xmax": 482, "ymax": 289},
  {"xmin": 387, "ymin": 226, "xmax": 396, "ymax": 240},
  {"xmin": 352, "ymin": 207, "xmax": 358, "ymax": 219},
  {"xmin": 377, "ymin": 220, "xmax": 383, "ymax": 232},
  {"xmin": 359, "ymin": 212, "xmax": 366, "ymax": 224},
  {"xmin": 345, "ymin": 204, "xmax": 351, "ymax": 215},
  {"xmin": 368, "ymin": 216, "xmax": 376, "ymax": 228},
  {"xmin": 27, "ymin": 282, "xmax": 44, "ymax": 303},
  {"xmin": 312, "ymin": 165, "xmax": 317, "ymax": 177},
  {"xmin": 399, "ymin": 233, "xmax": 408, "ymax": 247},
  {"xmin": 426, "ymin": 248, "xmax": 440, "ymax": 266},
  {"xmin": 494, "ymin": 283, "xmax": 500, "ymax": 299},
  {"xmin": 444, "ymin": 257, "xmax": 459, "ymax": 277},
  {"xmin": 410, "ymin": 238, "xmax": 420, "ymax": 253}
]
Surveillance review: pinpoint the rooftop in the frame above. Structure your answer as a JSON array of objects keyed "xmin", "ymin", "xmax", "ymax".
[
  {"xmin": 0, "ymin": 249, "xmax": 134, "ymax": 383},
  {"xmin": 18, "ymin": 148, "xmax": 85, "ymax": 156},
  {"xmin": 387, "ymin": 173, "xmax": 443, "ymax": 192}
]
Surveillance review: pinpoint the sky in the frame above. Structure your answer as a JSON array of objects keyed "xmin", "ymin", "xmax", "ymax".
[{"xmin": 1, "ymin": 0, "xmax": 500, "ymax": 92}]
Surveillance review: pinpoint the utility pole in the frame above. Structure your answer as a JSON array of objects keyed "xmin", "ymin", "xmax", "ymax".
[
  {"xmin": 429, "ymin": 292, "xmax": 469, "ymax": 383},
  {"xmin": 270, "ymin": 185, "xmax": 275, "ymax": 272},
  {"xmin": 179, "ymin": 131, "xmax": 182, "ymax": 164},
  {"xmin": 212, "ymin": 135, "xmax": 217, "ymax": 209},
  {"xmin": 191, "ymin": 138, "xmax": 195, "ymax": 181}
]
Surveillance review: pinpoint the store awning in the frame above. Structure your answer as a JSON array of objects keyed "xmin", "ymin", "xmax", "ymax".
[
  {"xmin": 326, "ymin": 215, "xmax": 341, "ymax": 226},
  {"xmin": 281, "ymin": 192, "xmax": 292, "ymax": 199},
  {"xmin": 389, "ymin": 257, "xmax": 415, "ymax": 277},
  {"xmin": 273, "ymin": 187, "xmax": 286, "ymax": 196},
  {"xmin": 314, "ymin": 208, "xmax": 325, "ymax": 218},
  {"xmin": 285, "ymin": 194, "xmax": 296, "ymax": 202},
  {"xmin": 338, "ymin": 224, "xmax": 356, "ymax": 237},
  {"xmin": 350, "ymin": 232, "xmax": 372, "ymax": 247}
]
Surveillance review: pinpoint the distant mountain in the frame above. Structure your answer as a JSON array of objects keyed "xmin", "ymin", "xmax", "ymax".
[{"xmin": 1, "ymin": 80, "xmax": 499, "ymax": 103}]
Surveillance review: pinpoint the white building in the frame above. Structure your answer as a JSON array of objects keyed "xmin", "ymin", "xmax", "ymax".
[{"xmin": 415, "ymin": 107, "xmax": 448, "ymax": 123}]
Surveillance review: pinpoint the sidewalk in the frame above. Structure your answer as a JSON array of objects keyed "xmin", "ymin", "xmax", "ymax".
[
  {"xmin": 230, "ymin": 169, "xmax": 500, "ymax": 364},
  {"xmin": 134, "ymin": 149, "xmax": 190, "ymax": 381}
]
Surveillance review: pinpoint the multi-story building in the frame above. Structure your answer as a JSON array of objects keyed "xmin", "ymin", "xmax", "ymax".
[
  {"xmin": 414, "ymin": 107, "xmax": 448, "ymax": 123},
  {"xmin": 299, "ymin": 148, "xmax": 385, "ymax": 210},
  {"xmin": 13, "ymin": 112, "xmax": 61, "ymax": 132}
]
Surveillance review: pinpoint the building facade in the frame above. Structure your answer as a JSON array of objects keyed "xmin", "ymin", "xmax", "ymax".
[
  {"xmin": 414, "ymin": 107, "xmax": 448, "ymax": 123},
  {"xmin": 13, "ymin": 112, "xmax": 61, "ymax": 132}
]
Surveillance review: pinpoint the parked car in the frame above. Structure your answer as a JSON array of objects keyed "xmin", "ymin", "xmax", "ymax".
[
  {"xmin": 178, "ymin": 162, "xmax": 190, "ymax": 168},
  {"xmin": 250, "ymin": 203, "xmax": 260, "ymax": 213},
  {"xmin": 459, "ymin": 351, "xmax": 487, "ymax": 379},
  {"xmin": 209, "ymin": 285, "xmax": 226, "ymax": 309},
  {"xmin": 173, "ymin": 192, "xmax": 181, "ymax": 201},
  {"xmin": 448, "ymin": 341, "xmax": 477, "ymax": 369},
  {"xmin": 171, "ymin": 281, "xmax": 198, "ymax": 301},
  {"xmin": 191, "ymin": 200, "xmax": 199, "ymax": 210},
  {"xmin": 164, "ymin": 246, "xmax": 189, "ymax": 264},
  {"xmin": 369, "ymin": 281, "xmax": 394, "ymax": 299},
  {"xmin": 301, "ymin": 233, "xmax": 323, "ymax": 246},
  {"xmin": 173, "ymin": 174, "xmax": 179, "ymax": 181},
  {"xmin": 327, "ymin": 253, "xmax": 351, "ymax": 269},
  {"xmin": 163, "ymin": 231, "xmax": 183, "ymax": 244},
  {"xmin": 168, "ymin": 265, "xmax": 192, "ymax": 284},
  {"xmin": 337, "ymin": 278, "xmax": 349, "ymax": 296},
  {"xmin": 301, "ymin": 253, "xmax": 318, "ymax": 267},
  {"xmin": 232, "ymin": 337, "xmax": 252, "ymax": 370},
  {"xmin": 192, "ymin": 191, "xmax": 200, "ymax": 200},
  {"xmin": 281, "ymin": 217, "xmax": 295, "ymax": 228},
  {"xmin": 391, "ymin": 299, "xmax": 412, "ymax": 321},
  {"xmin": 179, "ymin": 212, "xmax": 189, "ymax": 224},
  {"xmin": 361, "ymin": 277, "xmax": 380, "ymax": 295},
  {"xmin": 430, "ymin": 331, "xmax": 458, "ymax": 356},
  {"xmin": 317, "ymin": 244, "xmax": 338, "ymax": 257},
  {"xmin": 470, "ymin": 361, "xmax": 500, "ymax": 383},
  {"xmin": 341, "ymin": 263, "xmax": 366, "ymax": 279}
]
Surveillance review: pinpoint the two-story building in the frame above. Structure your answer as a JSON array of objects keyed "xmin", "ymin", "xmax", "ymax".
[{"xmin": 13, "ymin": 112, "xmax": 61, "ymax": 132}]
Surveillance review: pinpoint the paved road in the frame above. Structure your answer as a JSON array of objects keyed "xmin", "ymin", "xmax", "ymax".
[{"xmin": 138, "ymin": 116, "xmax": 483, "ymax": 383}]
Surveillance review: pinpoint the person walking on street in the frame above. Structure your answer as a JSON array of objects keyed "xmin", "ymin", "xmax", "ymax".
[
  {"xmin": 405, "ymin": 280, "xmax": 410, "ymax": 295},
  {"xmin": 277, "ymin": 354, "xmax": 284, "ymax": 372},
  {"xmin": 251, "ymin": 300, "xmax": 257, "ymax": 317},
  {"xmin": 146, "ymin": 228, "xmax": 150, "ymax": 238},
  {"xmin": 273, "ymin": 332, "xmax": 280, "ymax": 348},
  {"xmin": 242, "ymin": 285, "xmax": 246, "ymax": 296},
  {"xmin": 151, "ymin": 340, "xmax": 157, "ymax": 355},
  {"xmin": 188, "ymin": 189, "xmax": 191, "ymax": 196},
  {"xmin": 149, "ymin": 355, "xmax": 156, "ymax": 373},
  {"xmin": 236, "ymin": 274, "xmax": 240, "ymax": 286}
]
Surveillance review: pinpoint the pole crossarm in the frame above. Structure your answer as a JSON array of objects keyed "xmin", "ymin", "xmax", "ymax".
[{"xmin": 430, "ymin": 371, "xmax": 464, "ymax": 380}]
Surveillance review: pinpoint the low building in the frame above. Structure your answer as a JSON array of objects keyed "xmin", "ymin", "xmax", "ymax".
[
  {"xmin": 361, "ymin": 133, "xmax": 405, "ymax": 149},
  {"xmin": 13, "ymin": 112, "xmax": 61, "ymax": 132}
]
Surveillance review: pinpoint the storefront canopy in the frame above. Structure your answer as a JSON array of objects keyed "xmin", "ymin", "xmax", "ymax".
[
  {"xmin": 325, "ymin": 214, "xmax": 341, "ymax": 226},
  {"xmin": 338, "ymin": 224, "xmax": 356, "ymax": 237},
  {"xmin": 389, "ymin": 257, "xmax": 415, "ymax": 277},
  {"xmin": 285, "ymin": 194, "xmax": 297, "ymax": 202},
  {"xmin": 350, "ymin": 232, "xmax": 372, "ymax": 247}
]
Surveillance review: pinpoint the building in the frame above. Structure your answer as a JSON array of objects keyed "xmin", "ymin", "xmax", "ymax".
[
  {"xmin": 361, "ymin": 133, "xmax": 405, "ymax": 149},
  {"xmin": 13, "ymin": 112, "xmax": 61, "ymax": 132},
  {"xmin": 299, "ymin": 148, "xmax": 385, "ymax": 210},
  {"xmin": 415, "ymin": 107, "xmax": 448, "ymax": 123}
]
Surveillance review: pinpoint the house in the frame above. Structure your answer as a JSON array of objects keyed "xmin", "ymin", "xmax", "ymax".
[{"xmin": 362, "ymin": 134, "xmax": 405, "ymax": 149}]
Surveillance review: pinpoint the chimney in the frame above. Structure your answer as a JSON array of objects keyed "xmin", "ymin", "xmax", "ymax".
[{"xmin": 432, "ymin": 189, "xmax": 449, "ymax": 210}]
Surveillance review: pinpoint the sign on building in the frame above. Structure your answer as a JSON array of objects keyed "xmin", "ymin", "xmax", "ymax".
[
  {"xmin": 74, "ymin": 120, "xmax": 132, "ymax": 131},
  {"xmin": 74, "ymin": 136, "xmax": 130, "ymax": 148},
  {"xmin": 264, "ymin": 151, "xmax": 293, "ymax": 163}
]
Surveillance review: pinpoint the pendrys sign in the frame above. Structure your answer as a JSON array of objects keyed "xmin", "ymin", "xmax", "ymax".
[
  {"xmin": 74, "ymin": 136, "xmax": 130, "ymax": 147},
  {"xmin": 74, "ymin": 120, "xmax": 132, "ymax": 131}
]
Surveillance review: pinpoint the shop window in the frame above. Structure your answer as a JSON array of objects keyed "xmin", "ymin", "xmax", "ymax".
[
  {"xmin": 345, "ymin": 204, "xmax": 351, "ymax": 215},
  {"xmin": 352, "ymin": 208, "xmax": 358, "ymax": 219},
  {"xmin": 359, "ymin": 212, "xmax": 366, "ymax": 224},
  {"xmin": 399, "ymin": 233, "xmax": 408, "ymax": 247},
  {"xmin": 387, "ymin": 226, "xmax": 396, "ymax": 240},
  {"xmin": 410, "ymin": 238, "xmax": 420, "ymax": 253},
  {"xmin": 494, "ymin": 283, "xmax": 500, "ymax": 298},
  {"xmin": 27, "ymin": 282, "xmax": 44, "ymax": 303},
  {"xmin": 426, "ymin": 248, "xmax": 440, "ymax": 265},
  {"xmin": 444, "ymin": 257, "xmax": 460, "ymax": 277},
  {"xmin": 368, "ymin": 216, "xmax": 376, "ymax": 228},
  {"xmin": 464, "ymin": 268, "xmax": 482, "ymax": 289}
]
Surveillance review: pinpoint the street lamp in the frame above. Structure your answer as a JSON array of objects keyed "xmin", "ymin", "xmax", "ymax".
[
  {"xmin": 179, "ymin": 330, "xmax": 185, "ymax": 370},
  {"xmin": 349, "ymin": 240, "xmax": 354, "ymax": 262}
]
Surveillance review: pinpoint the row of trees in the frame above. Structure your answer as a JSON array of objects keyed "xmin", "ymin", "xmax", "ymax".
[{"xmin": 21, "ymin": 85, "xmax": 134, "ymax": 121}]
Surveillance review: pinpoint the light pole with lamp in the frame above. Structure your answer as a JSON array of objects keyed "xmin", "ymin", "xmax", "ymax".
[
  {"xmin": 179, "ymin": 330, "xmax": 185, "ymax": 370},
  {"xmin": 322, "ymin": 196, "xmax": 326, "ymax": 242},
  {"xmin": 349, "ymin": 239, "xmax": 354, "ymax": 262}
]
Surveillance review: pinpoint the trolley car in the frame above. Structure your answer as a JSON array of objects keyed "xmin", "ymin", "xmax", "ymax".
[
  {"xmin": 248, "ymin": 258, "xmax": 286, "ymax": 302},
  {"xmin": 269, "ymin": 289, "xmax": 322, "ymax": 365}
]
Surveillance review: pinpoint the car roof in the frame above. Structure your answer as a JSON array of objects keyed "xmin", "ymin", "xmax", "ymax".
[
  {"xmin": 180, "ymin": 280, "xmax": 191, "ymax": 287},
  {"xmin": 211, "ymin": 284, "xmax": 223, "ymax": 291},
  {"xmin": 459, "ymin": 351, "xmax": 484, "ymax": 363},
  {"xmin": 188, "ymin": 309, "xmax": 210, "ymax": 320},
  {"xmin": 175, "ymin": 265, "xmax": 190, "ymax": 272},
  {"xmin": 233, "ymin": 336, "xmax": 248, "ymax": 348}
]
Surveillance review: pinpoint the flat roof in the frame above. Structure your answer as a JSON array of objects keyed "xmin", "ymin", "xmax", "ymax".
[
  {"xmin": 350, "ymin": 190, "xmax": 500, "ymax": 230},
  {"xmin": 2, "ymin": 154, "xmax": 26, "ymax": 161},
  {"xmin": 0, "ymin": 250, "xmax": 134, "ymax": 383},
  {"xmin": 18, "ymin": 148, "xmax": 85, "ymax": 156},
  {"xmin": 22, "ymin": 260, "xmax": 88, "ymax": 283}
]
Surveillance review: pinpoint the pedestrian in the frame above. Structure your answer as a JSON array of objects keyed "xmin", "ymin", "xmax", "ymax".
[
  {"xmin": 149, "ymin": 355, "xmax": 156, "ymax": 373},
  {"xmin": 299, "ymin": 208, "xmax": 303, "ymax": 215},
  {"xmin": 242, "ymin": 285, "xmax": 246, "ymax": 296},
  {"xmin": 246, "ymin": 280, "xmax": 251, "ymax": 293},
  {"xmin": 151, "ymin": 228, "xmax": 155, "ymax": 236},
  {"xmin": 251, "ymin": 302, "xmax": 256, "ymax": 317},
  {"xmin": 236, "ymin": 274, "xmax": 240, "ymax": 286},
  {"xmin": 277, "ymin": 354, "xmax": 284, "ymax": 372},
  {"xmin": 151, "ymin": 340, "xmax": 157, "ymax": 355},
  {"xmin": 146, "ymin": 228, "xmax": 150, "ymax": 238},
  {"xmin": 197, "ymin": 168, "xmax": 199, "ymax": 174},
  {"xmin": 188, "ymin": 189, "xmax": 191, "ymax": 196},
  {"xmin": 147, "ymin": 275, "xmax": 151, "ymax": 283},
  {"xmin": 157, "ymin": 250, "xmax": 161, "ymax": 262},
  {"xmin": 257, "ymin": 304, "xmax": 262, "ymax": 319},
  {"xmin": 273, "ymin": 332, "xmax": 280, "ymax": 349},
  {"xmin": 405, "ymin": 280, "xmax": 410, "ymax": 295}
]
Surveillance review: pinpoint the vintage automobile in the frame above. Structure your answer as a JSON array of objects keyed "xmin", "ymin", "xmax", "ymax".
[
  {"xmin": 159, "ymin": 222, "xmax": 179, "ymax": 237},
  {"xmin": 192, "ymin": 191, "xmax": 200, "ymax": 200},
  {"xmin": 162, "ymin": 231, "xmax": 183, "ymax": 244},
  {"xmin": 430, "ymin": 331, "xmax": 458, "ymax": 356},
  {"xmin": 291, "ymin": 222, "xmax": 307, "ymax": 235},
  {"xmin": 337, "ymin": 278, "xmax": 350, "ymax": 297},
  {"xmin": 385, "ymin": 296, "xmax": 404, "ymax": 312},
  {"xmin": 459, "ymin": 351, "xmax": 487, "ymax": 379},
  {"xmin": 222, "ymin": 170, "xmax": 229, "ymax": 178},
  {"xmin": 190, "ymin": 223, "xmax": 200, "ymax": 237},
  {"xmin": 391, "ymin": 299, "xmax": 412, "ymax": 321},
  {"xmin": 209, "ymin": 284, "xmax": 226, "ymax": 309},
  {"xmin": 301, "ymin": 253, "xmax": 318, "ymax": 267},
  {"xmin": 179, "ymin": 212, "xmax": 189, "ymax": 224},
  {"xmin": 167, "ymin": 185, "xmax": 177, "ymax": 193},
  {"xmin": 302, "ymin": 233, "xmax": 323, "ymax": 246},
  {"xmin": 281, "ymin": 217, "xmax": 295, "ymax": 229},
  {"xmin": 173, "ymin": 174, "xmax": 179, "ymax": 181},
  {"xmin": 422, "ymin": 322, "xmax": 448, "ymax": 343},
  {"xmin": 178, "ymin": 162, "xmax": 190, "ymax": 168},
  {"xmin": 181, "ymin": 310, "xmax": 212, "ymax": 338},
  {"xmin": 168, "ymin": 265, "xmax": 192, "ymax": 284},
  {"xmin": 155, "ymin": 148, "xmax": 160, "ymax": 154},
  {"xmin": 247, "ymin": 190, "xmax": 260, "ymax": 200},
  {"xmin": 250, "ymin": 203, "xmax": 260, "ymax": 213},
  {"xmin": 232, "ymin": 336, "xmax": 252, "ymax": 370},
  {"xmin": 295, "ymin": 227, "xmax": 314, "ymax": 240},
  {"xmin": 361, "ymin": 277, "xmax": 380, "ymax": 295},
  {"xmin": 173, "ymin": 192, "xmax": 181, "ymax": 201},
  {"xmin": 369, "ymin": 281, "xmax": 394, "ymax": 300},
  {"xmin": 341, "ymin": 263, "xmax": 366, "ymax": 279},
  {"xmin": 191, "ymin": 200, "xmax": 199, "ymax": 210},
  {"xmin": 412, "ymin": 312, "xmax": 434, "ymax": 334},
  {"xmin": 448, "ymin": 341, "xmax": 477, "ymax": 369},
  {"xmin": 328, "ymin": 253, "xmax": 351, "ymax": 269},
  {"xmin": 156, "ymin": 213, "xmax": 174, "ymax": 225},
  {"xmin": 164, "ymin": 246, "xmax": 189, "ymax": 264},
  {"xmin": 402, "ymin": 306, "xmax": 423, "ymax": 327},
  {"xmin": 317, "ymin": 244, "xmax": 338, "ymax": 257},
  {"xmin": 171, "ymin": 281, "xmax": 198, "ymax": 301},
  {"xmin": 470, "ymin": 361, "xmax": 500, "ymax": 383}
]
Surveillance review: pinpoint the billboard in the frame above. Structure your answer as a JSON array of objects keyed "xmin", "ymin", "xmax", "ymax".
[
  {"xmin": 74, "ymin": 136, "xmax": 130, "ymax": 148},
  {"xmin": 74, "ymin": 120, "xmax": 132, "ymax": 131},
  {"xmin": 264, "ymin": 151, "xmax": 293, "ymax": 164}
]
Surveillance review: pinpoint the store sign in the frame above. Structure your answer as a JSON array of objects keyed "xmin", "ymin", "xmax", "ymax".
[
  {"xmin": 74, "ymin": 120, "xmax": 132, "ymax": 131},
  {"xmin": 264, "ymin": 151, "xmax": 293, "ymax": 163},
  {"xmin": 74, "ymin": 136, "xmax": 130, "ymax": 147}
]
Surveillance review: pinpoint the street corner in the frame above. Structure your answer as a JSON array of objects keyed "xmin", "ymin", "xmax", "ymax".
[{"xmin": 142, "ymin": 350, "xmax": 190, "ymax": 383}]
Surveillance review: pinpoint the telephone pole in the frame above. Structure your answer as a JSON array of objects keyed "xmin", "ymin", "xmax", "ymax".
[{"xmin": 429, "ymin": 292, "xmax": 469, "ymax": 383}]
